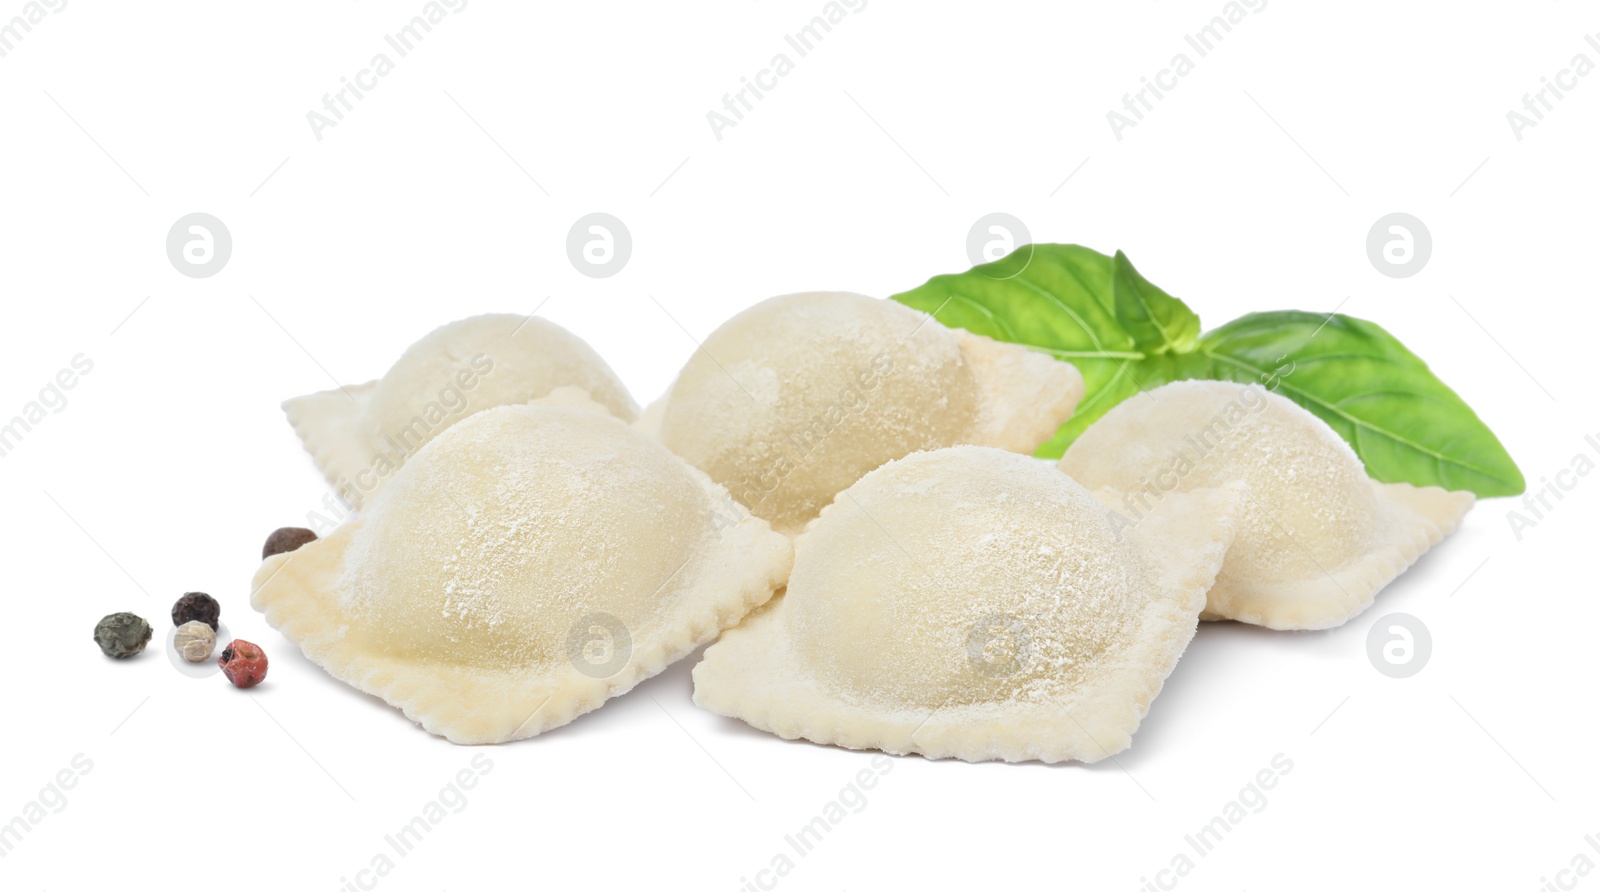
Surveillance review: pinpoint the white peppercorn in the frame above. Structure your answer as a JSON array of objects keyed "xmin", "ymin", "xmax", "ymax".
[{"xmin": 174, "ymin": 620, "xmax": 216, "ymax": 663}]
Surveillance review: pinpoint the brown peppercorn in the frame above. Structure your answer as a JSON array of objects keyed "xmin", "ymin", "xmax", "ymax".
[
  {"xmin": 171, "ymin": 592, "xmax": 220, "ymax": 631},
  {"xmin": 263, "ymin": 527, "xmax": 318, "ymax": 560}
]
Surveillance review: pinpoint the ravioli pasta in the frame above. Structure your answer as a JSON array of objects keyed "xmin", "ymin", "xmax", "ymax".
[
  {"xmin": 1060, "ymin": 380, "xmax": 1474, "ymax": 630},
  {"xmin": 692, "ymin": 446, "xmax": 1238, "ymax": 763},
  {"xmin": 284, "ymin": 314, "xmax": 637, "ymax": 510},
  {"xmin": 252, "ymin": 389, "xmax": 791, "ymax": 744},
  {"xmin": 654, "ymin": 292, "xmax": 1084, "ymax": 534}
]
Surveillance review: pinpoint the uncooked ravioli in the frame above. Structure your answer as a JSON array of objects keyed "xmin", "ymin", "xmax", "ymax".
[
  {"xmin": 654, "ymin": 292, "xmax": 1084, "ymax": 534},
  {"xmin": 1059, "ymin": 379, "xmax": 1474, "ymax": 630},
  {"xmin": 284, "ymin": 313, "xmax": 638, "ymax": 510},
  {"xmin": 252, "ymin": 389, "xmax": 791, "ymax": 744},
  {"xmin": 692, "ymin": 446, "xmax": 1239, "ymax": 763}
]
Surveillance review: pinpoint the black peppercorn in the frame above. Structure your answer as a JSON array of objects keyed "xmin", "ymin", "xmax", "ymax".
[
  {"xmin": 171, "ymin": 591, "xmax": 220, "ymax": 630},
  {"xmin": 262, "ymin": 527, "xmax": 318, "ymax": 560}
]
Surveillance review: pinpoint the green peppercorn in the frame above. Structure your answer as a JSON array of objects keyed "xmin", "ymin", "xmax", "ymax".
[{"xmin": 94, "ymin": 613, "xmax": 152, "ymax": 659}]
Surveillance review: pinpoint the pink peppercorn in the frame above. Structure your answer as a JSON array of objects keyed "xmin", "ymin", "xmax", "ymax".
[{"xmin": 218, "ymin": 640, "xmax": 268, "ymax": 689}]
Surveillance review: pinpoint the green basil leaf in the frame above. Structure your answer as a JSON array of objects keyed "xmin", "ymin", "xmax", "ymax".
[
  {"xmin": 1191, "ymin": 311, "xmax": 1525, "ymax": 496},
  {"xmin": 1112, "ymin": 250, "xmax": 1200, "ymax": 355},
  {"xmin": 891, "ymin": 244, "xmax": 1524, "ymax": 497},
  {"xmin": 891, "ymin": 245, "xmax": 1150, "ymax": 458}
]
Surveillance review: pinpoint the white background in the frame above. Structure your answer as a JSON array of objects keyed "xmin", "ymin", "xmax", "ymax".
[{"xmin": 2, "ymin": 1, "xmax": 1595, "ymax": 889}]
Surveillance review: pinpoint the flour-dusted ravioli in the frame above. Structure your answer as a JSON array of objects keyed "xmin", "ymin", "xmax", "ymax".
[
  {"xmin": 253, "ymin": 389, "xmax": 790, "ymax": 744},
  {"xmin": 656, "ymin": 292, "xmax": 1084, "ymax": 534},
  {"xmin": 285, "ymin": 314, "xmax": 638, "ymax": 510},
  {"xmin": 1061, "ymin": 380, "xmax": 1474, "ymax": 631},
  {"xmin": 693, "ymin": 446, "xmax": 1237, "ymax": 763}
]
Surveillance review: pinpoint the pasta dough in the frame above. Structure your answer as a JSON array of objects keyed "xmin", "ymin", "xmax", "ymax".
[
  {"xmin": 692, "ymin": 446, "xmax": 1238, "ymax": 763},
  {"xmin": 1060, "ymin": 380, "xmax": 1474, "ymax": 630},
  {"xmin": 252, "ymin": 389, "xmax": 791, "ymax": 745},
  {"xmin": 656, "ymin": 292, "xmax": 1084, "ymax": 534},
  {"xmin": 284, "ymin": 314, "xmax": 637, "ymax": 510}
]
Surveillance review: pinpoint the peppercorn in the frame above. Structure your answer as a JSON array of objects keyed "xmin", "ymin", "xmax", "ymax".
[
  {"xmin": 171, "ymin": 592, "xmax": 220, "ymax": 631},
  {"xmin": 263, "ymin": 527, "xmax": 318, "ymax": 559},
  {"xmin": 219, "ymin": 640, "xmax": 268, "ymax": 689},
  {"xmin": 94, "ymin": 613, "xmax": 152, "ymax": 659},
  {"xmin": 174, "ymin": 620, "xmax": 216, "ymax": 663}
]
